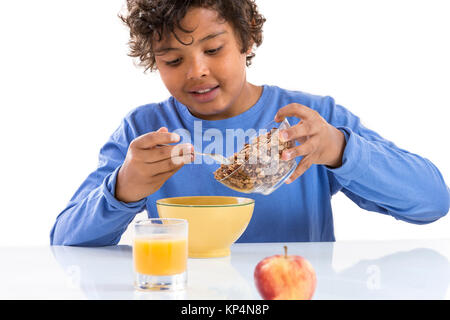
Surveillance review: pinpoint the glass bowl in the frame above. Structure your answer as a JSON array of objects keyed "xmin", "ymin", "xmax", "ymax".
[{"xmin": 213, "ymin": 118, "xmax": 296, "ymax": 195}]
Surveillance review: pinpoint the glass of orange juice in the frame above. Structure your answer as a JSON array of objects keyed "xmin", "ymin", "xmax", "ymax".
[{"xmin": 133, "ymin": 218, "xmax": 188, "ymax": 291}]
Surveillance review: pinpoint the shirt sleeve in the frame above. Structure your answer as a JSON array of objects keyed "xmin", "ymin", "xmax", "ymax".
[
  {"xmin": 49, "ymin": 117, "xmax": 146, "ymax": 246},
  {"xmin": 321, "ymin": 96, "xmax": 449, "ymax": 224}
]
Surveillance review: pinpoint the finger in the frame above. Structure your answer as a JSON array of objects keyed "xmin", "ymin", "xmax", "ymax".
[
  {"xmin": 285, "ymin": 155, "xmax": 314, "ymax": 184},
  {"xmin": 281, "ymin": 138, "xmax": 317, "ymax": 161},
  {"xmin": 297, "ymin": 136, "xmax": 308, "ymax": 144},
  {"xmin": 274, "ymin": 103, "xmax": 318, "ymax": 123},
  {"xmin": 131, "ymin": 128, "xmax": 180, "ymax": 150},
  {"xmin": 279, "ymin": 120, "xmax": 318, "ymax": 142},
  {"xmin": 139, "ymin": 143, "xmax": 194, "ymax": 164},
  {"xmin": 146, "ymin": 163, "xmax": 186, "ymax": 190},
  {"xmin": 166, "ymin": 150, "xmax": 195, "ymax": 167},
  {"xmin": 149, "ymin": 169, "xmax": 180, "ymax": 186},
  {"xmin": 145, "ymin": 153, "xmax": 194, "ymax": 177}
]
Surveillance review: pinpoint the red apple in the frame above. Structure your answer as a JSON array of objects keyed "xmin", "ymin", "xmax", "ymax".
[{"xmin": 254, "ymin": 246, "xmax": 317, "ymax": 300}]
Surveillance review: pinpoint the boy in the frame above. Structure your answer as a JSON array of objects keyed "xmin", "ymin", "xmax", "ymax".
[{"xmin": 50, "ymin": 0, "xmax": 449, "ymax": 246}]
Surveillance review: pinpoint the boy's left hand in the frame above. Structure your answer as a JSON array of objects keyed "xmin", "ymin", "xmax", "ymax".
[{"xmin": 274, "ymin": 103, "xmax": 346, "ymax": 184}]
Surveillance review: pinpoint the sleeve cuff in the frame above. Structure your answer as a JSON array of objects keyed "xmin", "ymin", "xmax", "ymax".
[
  {"xmin": 326, "ymin": 126, "xmax": 371, "ymax": 186},
  {"xmin": 101, "ymin": 166, "xmax": 147, "ymax": 212}
]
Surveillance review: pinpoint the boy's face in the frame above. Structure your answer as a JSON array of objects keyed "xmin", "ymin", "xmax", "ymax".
[{"xmin": 154, "ymin": 8, "xmax": 258, "ymax": 121}]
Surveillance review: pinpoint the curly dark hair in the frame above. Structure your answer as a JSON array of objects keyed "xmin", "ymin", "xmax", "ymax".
[{"xmin": 119, "ymin": 0, "xmax": 266, "ymax": 72}]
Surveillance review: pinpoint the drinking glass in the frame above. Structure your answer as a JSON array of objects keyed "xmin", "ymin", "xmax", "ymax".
[{"xmin": 133, "ymin": 218, "xmax": 188, "ymax": 291}]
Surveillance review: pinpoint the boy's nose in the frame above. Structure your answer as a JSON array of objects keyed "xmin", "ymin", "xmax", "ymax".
[{"xmin": 186, "ymin": 57, "xmax": 209, "ymax": 79}]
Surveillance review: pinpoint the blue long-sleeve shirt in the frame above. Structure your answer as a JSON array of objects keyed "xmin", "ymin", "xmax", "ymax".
[{"xmin": 50, "ymin": 85, "xmax": 449, "ymax": 246}]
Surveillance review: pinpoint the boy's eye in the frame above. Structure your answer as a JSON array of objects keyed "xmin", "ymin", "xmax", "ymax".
[
  {"xmin": 205, "ymin": 46, "xmax": 223, "ymax": 55},
  {"xmin": 163, "ymin": 46, "xmax": 222, "ymax": 66},
  {"xmin": 165, "ymin": 58, "xmax": 182, "ymax": 66}
]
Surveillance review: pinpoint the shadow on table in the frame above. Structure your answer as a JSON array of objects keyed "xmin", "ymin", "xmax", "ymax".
[
  {"xmin": 51, "ymin": 245, "xmax": 135, "ymax": 299},
  {"xmin": 323, "ymin": 247, "xmax": 450, "ymax": 299}
]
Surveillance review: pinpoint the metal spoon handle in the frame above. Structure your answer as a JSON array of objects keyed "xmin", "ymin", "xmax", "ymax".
[
  {"xmin": 195, "ymin": 152, "xmax": 231, "ymax": 165},
  {"xmin": 156, "ymin": 144, "xmax": 231, "ymax": 165}
]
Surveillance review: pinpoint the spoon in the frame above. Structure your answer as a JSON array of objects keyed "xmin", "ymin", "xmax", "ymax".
[{"xmin": 157, "ymin": 144, "xmax": 232, "ymax": 165}]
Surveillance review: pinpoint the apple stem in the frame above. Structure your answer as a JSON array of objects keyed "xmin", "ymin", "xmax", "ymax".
[{"xmin": 284, "ymin": 245, "xmax": 287, "ymax": 258}]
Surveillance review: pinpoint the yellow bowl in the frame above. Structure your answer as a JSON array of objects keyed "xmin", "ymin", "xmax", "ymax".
[{"xmin": 156, "ymin": 196, "xmax": 254, "ymax": 258}]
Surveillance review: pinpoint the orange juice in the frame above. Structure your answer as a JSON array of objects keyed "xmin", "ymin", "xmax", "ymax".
[{"xmin": 133, "ymin": 236, "xmax": 187, "ymax": 276}]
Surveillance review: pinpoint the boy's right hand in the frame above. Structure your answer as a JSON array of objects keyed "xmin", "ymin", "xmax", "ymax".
[{"xmin": 115, "ymin": 127, "xmax": 194, "ymax": 203}]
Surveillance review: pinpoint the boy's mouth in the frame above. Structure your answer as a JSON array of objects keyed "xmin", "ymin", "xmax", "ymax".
[{"xmin": 188, "ymin": 85, "xmax": 220, "ymax": 103}]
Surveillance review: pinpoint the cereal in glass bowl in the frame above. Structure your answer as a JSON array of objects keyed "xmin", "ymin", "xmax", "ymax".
[{"xmin": 213, "ymin": 119, "xmax": 296, "ymax": 195}]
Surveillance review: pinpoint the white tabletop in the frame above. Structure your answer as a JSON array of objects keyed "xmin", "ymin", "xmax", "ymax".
[{"xmin": 1, "ymin": 239, "xmax": 449, "ymax": 300}]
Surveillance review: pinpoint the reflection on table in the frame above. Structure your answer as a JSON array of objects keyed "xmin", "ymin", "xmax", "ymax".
[{"xmin": 48, "ymin": 240, "xmax": 450, "ymax": 299}]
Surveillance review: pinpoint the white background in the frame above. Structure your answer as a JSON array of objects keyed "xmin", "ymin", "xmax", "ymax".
[{"xmin": 0, "ymin": 0, "xmax": 448, "ymax": 246}]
